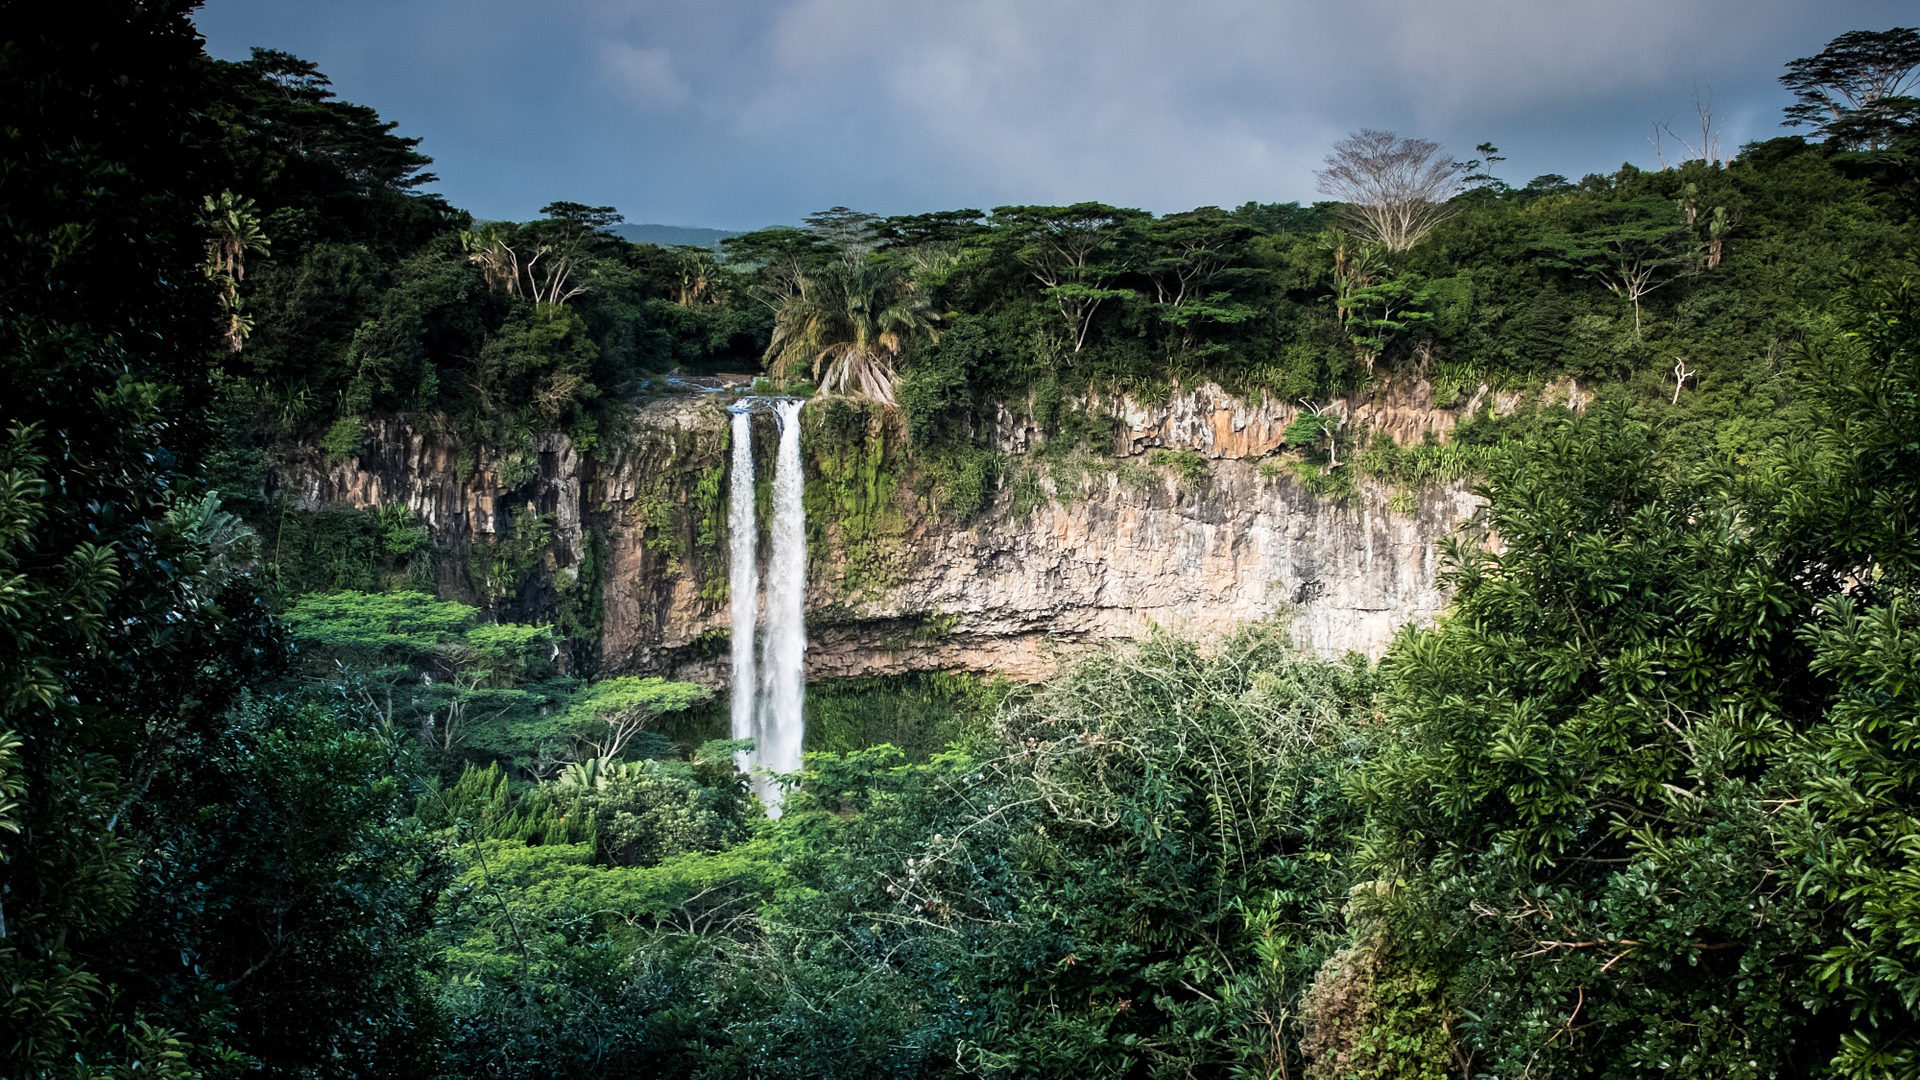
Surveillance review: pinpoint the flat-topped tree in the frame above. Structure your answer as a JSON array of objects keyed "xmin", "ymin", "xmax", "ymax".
[
  {"xmin": 557, "ymin": 675, "xmax": 711, "ymax": 760},
  {"xmin": 874, "ymin": 209, "xmax": 990, "ymax": 249},
  {"xmin": 722, "ymin": 226, "xmax": 839, "ymax": 310},
  {"xmin": 1781, "ymin": 27, "xmax": 1920, "ymax": 150},
  {"xmin": 1144, "ymin": 207, "xmax": 1259, "ymax": 359},
  {"xmin": 1531, "ymin": 195, "xmax": 1693, "ymax": 338},
  {"xmin": 283, "ymin": 589, "xmax": 556, "ymax": 751},
  {"xmin": 803, "ymin": 205, "xmax": 881, "ymax": 264},
  {"xmin": 990, "ymin": 202, "xmax": 1147, "ymax": 355}
]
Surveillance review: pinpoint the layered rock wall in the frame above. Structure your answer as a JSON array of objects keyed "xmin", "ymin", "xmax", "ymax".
[{"xmin": 274, "ymin": 379, "xmax": 1491, "ymax": 685}]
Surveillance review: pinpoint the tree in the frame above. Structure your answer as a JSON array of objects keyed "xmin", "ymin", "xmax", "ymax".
[
  {"xmin": 124, "ymin": 694, "xmax": 449, "ymax": 1077},
  {"xmin": 764, "ymin": 259, "xmax": 938, "ymax": 405},
  {"xmin": 1759, "ymin": 286, "xmax": 1920, "ymax": 1078},
  {"xmin": 207, "ymin": 47, "xmax": 456, "ymax": 256},
  {"xmin": 1355, "ymin": 405, "xmax": 1830, "ymax": 1078},
  {"xmin": 802, "ymin": 205, "xmax": 881, "ymax": 264},
  {"xmin": 462, "ymin": 201, "xmax": 622, "ymax": 309},
  {"xmin": 990, "ymin": 203, "xmax": 1146, "ymax": 354},
  {"xmin": 1533, "ymin": 195, "xmax": 1693, "ymax": 337},
  {"xmin": 470, "ymin": 303, "xmax": 599, "ymax": 425},
  {"xmin": 1460, "ymin": 141, "xmax": 1508, "ymax": 192},
  {"xmin": 1315, "ymin": 130, "xmax": 1463, "ymax": 252},
  {"xmin": 875, "ymin": 208, "xmax": 990, "ymax": 249},
  {"xmin": 0, "ymin": 6, "xmax": 291, "ymax": 1072},
  {"xmin": 557, "ymin": 676, "xmax": 710, "ymax": 760},
  {"xmin": 1286, "ymin": 400, "xmax": 1346, "ymax": 466},
  {"xmin": 1141, "ymin": 208, "xmax": 1257, "ymax": 361},
  {"xmin": 1781, "ymin": 27, "xmax": 1920, "ymax": 149},
  {"xmin": 202, "ymin": 191, "xmax": 271, "ymax": 351},
  {"xmin": 671, "ymin": 245, "xmax": 725, "ymax": 307},
  {"xmin": 283, "ymin": 590, "xmax": 557, "ymax": 752},
  {"xmin": 721, "ymin": 226, "xmax": 839, "ymax": 312},
  {"xmin": 1320, "ymin": 231, "xmax": 1434, "ymax": 369}
]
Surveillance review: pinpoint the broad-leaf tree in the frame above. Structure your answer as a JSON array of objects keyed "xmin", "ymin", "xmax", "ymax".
[{"xmin": 1781, "ymin": 27, "xmax": 1920, "ymax": 149}]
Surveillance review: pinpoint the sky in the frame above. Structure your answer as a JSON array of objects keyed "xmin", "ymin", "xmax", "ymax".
[{"xmin": 192, "ymin": 0, "xmax": 1914, "ymax": 231}]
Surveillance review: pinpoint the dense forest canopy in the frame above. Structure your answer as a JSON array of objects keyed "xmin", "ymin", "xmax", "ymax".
[{"xmin": 3, "ymin": 4, "xmax": 1920, "ymax": 1078}]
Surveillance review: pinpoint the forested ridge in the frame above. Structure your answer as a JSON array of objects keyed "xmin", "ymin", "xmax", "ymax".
[{"xmin": 4, "ymin": 4, "xmax": 1920, "ymax": 1078}]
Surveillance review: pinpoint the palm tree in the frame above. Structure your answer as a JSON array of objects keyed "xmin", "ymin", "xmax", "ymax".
[
  {"xmin": 202, "ymin": 191, "xmax": 270, "ymax": 351},
  {"xmin": 764, "ymin": 260, "xmax": 937, "ymax": 407}
]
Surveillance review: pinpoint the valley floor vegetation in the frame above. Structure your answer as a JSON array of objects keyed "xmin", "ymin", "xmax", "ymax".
[{"xmin": 5, "ymin": 5, "xmax": 1920, "ymax": 1078}]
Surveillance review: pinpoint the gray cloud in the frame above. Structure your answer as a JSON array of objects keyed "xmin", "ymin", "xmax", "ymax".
[{"xmin": 195, "ymin": 0, "xmax": 1915, "ymax": 228}]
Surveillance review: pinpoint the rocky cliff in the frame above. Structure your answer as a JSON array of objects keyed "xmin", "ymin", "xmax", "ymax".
[{"xmin": 275, "ymin": 379, "xmax": 1493, "ymax": 685}]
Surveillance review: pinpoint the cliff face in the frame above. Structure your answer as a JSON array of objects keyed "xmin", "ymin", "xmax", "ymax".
[{"xmin": 275, "ymin": 380, "xmax": 1489, "ymax": 685}]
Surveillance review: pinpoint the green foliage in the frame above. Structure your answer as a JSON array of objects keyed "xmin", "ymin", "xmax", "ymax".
[
  {"xmin": 554, "ymin": 676, "xmax": 711, "ymax": 760},
  {"xmin": 285, "ymin": 589, "xmax": 479, "ymax": 658},
  {"xmin": 537, "ymin": 628, "xmax": 1373, "ymax": 1077},
  {"xmin": 263, "ymin": 506, "xmax": 435, "ymax": 598},
  {"xmin": 18, "ymin": 12, "xmax": 1920, "ymax": 1080},
  {"xmin": 471, "ymin": 505, "xmax": 555, "ymax": 603},
  {"xmin": 475, "ymin": 303, "xmax": 600, "ymax": 430},
  {"xmin": 1767, "ymin": 285, "xmax": 1920, "ymax": 1077},
  {"xmin": 553, "ymin": 526, "xmax": 605, "ymax": 644},
  {"xmin": 1146, "ymin": 446, "xmax": 1209, "ymax": 483},
  {"xmin": 0, "ymin": 8, "xmax": 301, "ymax": 1070},
  {"xmin": 321, "ymin": 413, "xmax": 364, "ymax": 460},
  {"xmin": 914, "ymin": 443, "xmax": 1001, "ymax": 520},
  {"xmin": 123, "ymin": 693, "xmax": 449, "ymax": 1077},
  {"xmin": 765, "ymin": 259, "xmax": 937, "ymax": 404},
  {"xmin": 1355, "ymin": 429, "xmax": 1507, "ymax": 486},
  {"xmin": 804, "ymin": 672, "xmax": 1007, "ymax": 761},
  {"xmin": 284, "ymin": 589, "xmax": 566, "ymax": 760},
  {"xmin": 804, "ymin": 400, "xmax": 908, "ymax": 590},
  {"xmin": 1356, "ymin": 404, "xmax": 1826, "ymax": 1078},
  {"xmin": 1300, "ymin": 934, "xmax": 1454, "ymax": 1080}
]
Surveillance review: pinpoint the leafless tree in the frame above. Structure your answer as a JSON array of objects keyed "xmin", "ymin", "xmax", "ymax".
[
  {"xmin": 1315, "ymin": 130, "xmax": 1464, "ymax": 252},
  {"xmin": 1604, "ymin": 255, "xmax": 1670, "ymax": 340},
  {"xmin": 1672, "ymin": 357, "xmax": 1696, "ymax": 404},
  {"xmin": 1651, "ymin": 87, "xmax": 1724, "ymax": 167}
]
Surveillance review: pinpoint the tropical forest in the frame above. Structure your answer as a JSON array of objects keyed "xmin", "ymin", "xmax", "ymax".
[{"xmin": 5, "ymin": 4, "xmax": 1920, "ymax": 1078}]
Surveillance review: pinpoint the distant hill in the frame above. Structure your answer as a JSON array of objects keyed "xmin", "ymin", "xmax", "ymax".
[{"xmin": 611, "ymin": 223, "xmax": 738, "ymax": 249}]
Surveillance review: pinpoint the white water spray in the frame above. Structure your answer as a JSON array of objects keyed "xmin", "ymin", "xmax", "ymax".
[
  {"xmin": 726, "ymin": 397, "xmax": 806, "ymax": 815},
  {"xmin": 727, "ymin": 406, "xmax": 759, "ymax": 768},
  {"xmin": 756, "ymin": 398, "xmax": 807, "ymax": 813}
]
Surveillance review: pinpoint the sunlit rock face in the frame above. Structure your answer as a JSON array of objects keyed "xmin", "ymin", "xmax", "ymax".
[
  {"xmin": 800, "ymin": 462, "xmax": 1478, "ymax": 681},
  {"xmin": 275, "ymin": 379, "xmax": 1491, "ymax": 686}
]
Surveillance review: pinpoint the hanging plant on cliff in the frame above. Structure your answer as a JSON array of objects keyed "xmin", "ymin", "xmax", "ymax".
[{"xmin": 763, "ymin": 259, "xmax": 938, "ymax": 407}]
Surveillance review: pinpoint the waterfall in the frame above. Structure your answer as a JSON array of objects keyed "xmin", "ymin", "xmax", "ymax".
[
  {"xmin": 757, "ymin": 398, "xmax": 807, "ymax": 814},
  {"xmin": 726, "ymin": 397, "xmax": 806, "ymax": 816},
  {"xmin": 727, "ymin": 406, "xmax": 758, "ymax": 774}
]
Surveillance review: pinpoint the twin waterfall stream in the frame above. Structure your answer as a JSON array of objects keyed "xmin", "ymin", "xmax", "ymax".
[{"xmin": 727, "ymin": 398, "xmax": 806, "ymax": 815}]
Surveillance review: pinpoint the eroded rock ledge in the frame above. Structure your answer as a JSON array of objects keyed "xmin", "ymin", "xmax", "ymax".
[{"xmin": 274, "ymin": 379, "xmax": 1494, "ymax": 685}]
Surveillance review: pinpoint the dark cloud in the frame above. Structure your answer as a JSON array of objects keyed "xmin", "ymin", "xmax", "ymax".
[{"xmin": 194, "ymin": 0, "xmax": 1915, "ymax": 228}]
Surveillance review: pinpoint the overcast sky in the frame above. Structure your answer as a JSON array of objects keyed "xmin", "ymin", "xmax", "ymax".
[{"xmin": 193, "ymin": 0, "xmax": 1912, "ymax": 230}]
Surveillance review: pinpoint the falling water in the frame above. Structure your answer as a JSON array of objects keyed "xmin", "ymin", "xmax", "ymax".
[
  {"xmin": 756, "ymin": 397, "xmax": 807, "ymax": 814},
  {"xmin": 726, "ymin": 398, "xmax": 807, "ymax": 815},
  {"xmin": 726, "ymin": 406, "xmax": 759, "ymax": 771}
]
